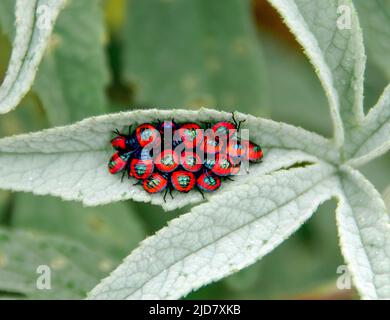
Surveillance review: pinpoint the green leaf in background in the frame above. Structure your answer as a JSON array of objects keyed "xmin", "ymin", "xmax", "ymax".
[
  {"xmin": 123, "ymin": 0, "xmax": 267, "ymax": 115},
  {"xmin": 0, "ymin": 0, "xmax": 67, "ymax": 115},
  {"xmin": 0, "ymin": 227, "xmax": 107, "ymax": 299},
  {"xmin": 34, "ymin": 0, "xmax": 110, "ymax": 124},
  {"xmin": 0, "ymin": 0, "xmax": 110, "ymax": 124},
  {"xmin": 11, "ymin": 194, "xmax": 145, "ymax": 260},
  {"xmin": 0, "ymin": 191, "xmax": 10, "ymax": 225},
  {"xmin": 260, "ymin": 33, "xmax": 332, "ymax": 137},
  {"xmin": 355, "ymin": 0, "xmax": 390, "ymax": 81},
  {"xmin": 0, "ymin": 18, "xmax": 11, "ymax": 81}
]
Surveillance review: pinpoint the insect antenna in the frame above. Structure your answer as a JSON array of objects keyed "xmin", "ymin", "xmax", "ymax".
[
  {"xmin": 232, "ymin": 112, "xmax": 238, "ymax": 128},
  {"xmin": 232, "ymin": 112, "xmax": 246, "ymax": 131},
  {"xmin": 112, "ymin": 128, "xmax": 131, "ymax": 138},
  {"xmin": 237, "ymin": 119, "xmax": 246, "ymax": 131},
  {"xmin": 155, "ymin": 119, "xmax": 162, "ymax": 128}
]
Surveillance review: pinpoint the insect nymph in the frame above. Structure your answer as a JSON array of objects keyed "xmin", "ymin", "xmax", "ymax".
[{"xmin": 108, "ymin": 114, "xmax": 263, "ymax": 201}]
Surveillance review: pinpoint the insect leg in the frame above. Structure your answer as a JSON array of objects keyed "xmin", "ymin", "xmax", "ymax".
[
  {"xmin": 169, "ymin": 187, "xmax": 174, "ymax": 199},
  {"xmin": 232, "ymin": 112, "xmax": 238, "ymax": 128},
  {"xmin": 163, "ymin": 188, "xmax": 169, "ymax": 202},
  {"xmin": 121, "ymin": 170, "xmax": 127, "ymax": 183},
  {"xmin": 112, "ymin": 128, "xmax": 129, "ymax": 138},
  {"xmin": 196, "ymin": 186, "xmax": 205, "ymax": 199},
  {"xmin": 201, "ymin": 121, "xmax": 211, "ymax": 129},
  {"xmin": 232, "ymin": 111, "xmax": 246, "ymax": 131}
]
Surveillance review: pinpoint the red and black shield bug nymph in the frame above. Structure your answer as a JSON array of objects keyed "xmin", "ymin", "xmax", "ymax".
[{"xmin": 108, "ymin": 113, "xmax": 263, "ymax": 201}]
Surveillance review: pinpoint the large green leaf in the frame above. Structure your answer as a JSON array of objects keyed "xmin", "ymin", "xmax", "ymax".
[
  {"xmin": 261, "ymin": 32, "xmax": 332, "ymax": 137},
  {"xmin": 0, "ymin": 0, "xmax": 67, "ymax": 115},
  {"xmin": 0, "ymin": 191, "xmax": 10, "ymax": 225},
  {"xmin": 33, "ymin": 0, "xmax": 110, "ymax": 124},
  {"xmin": 0, "ymin": 228, "xmax": 108, "ymax": 299},
  {"xmin": 12, "ymin": 194, "xmax": 145, "ymax": 260},
  {"xmin": 123, "ymin": 0, "xmax": 266, "ymax": 114},
  {"xmin": 0, "ymin": 0, "xmax": 110, "ymax": 124},
  {"xmin": 0, "ymin": 108, "xmax": 338, "ymax": 211}
]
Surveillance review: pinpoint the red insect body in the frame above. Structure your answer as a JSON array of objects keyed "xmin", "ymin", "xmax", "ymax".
[
  {"xmin": 171, "ymin": 170, "xmax": 196, "ymax": 193},
  {"xmin": 226, "ymin": 139, "xmax": 246, "ymax": 159},
  {"xmin": 135, "ymin": 123, "xmax": 161, "ymax": 147},
  {"xmin": 181, "ymin": 151, "xmax": 202, "ymax": 173},
  {"xmin": 200, "ymin": 131, "xmax": 225, "ymax": 155},
  {"xmin": 111, "ymin": 136, "xmax": 127, "ymax": 150},
  {"xmin": 211, "ymin": 154, "xmax": 240, "ymax": 176},
  {"xmin": 155, "ymin": 149, "xmax": 180, "ymax": 173},
  {"xmin": 129, "ymin": 158, "xmax": 154, "ymax": 180},
  {"xmin": 197, "ymin": 172, "xmax": 221, "ymax": 192},
  {"xmin": 109, "ymin": 116, "xmax": 263, "ymax": 198},
  {"xmin": 176, "ymin": 123, "xmax": 204, "ymax": 148},
  {"xmin": 212, "ymin": 121, "xmax": 236, "ymax": 138},
  {"xmin": 143, "ymin": 173, "xmax": 168, "ymax": 193},
  {"xmin": 246, "ymin": 142, "xmax": 263, "ymax": 162},
  {"xmin": 108, "ymin": 152, "xmax": 130, "ymax": 174}
]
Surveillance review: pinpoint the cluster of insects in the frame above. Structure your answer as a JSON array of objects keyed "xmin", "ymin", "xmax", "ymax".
[{"xmin": 108, "ymin": 114, "xmax": 263, "ymax": 201}]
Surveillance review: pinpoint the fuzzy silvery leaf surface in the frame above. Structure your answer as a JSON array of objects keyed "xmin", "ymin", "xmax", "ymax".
[
  {"xmin": 0, "ymin": 0, "xmax": 390, "ymax": 300},
  {"xmin": 0, "ymin": 108, "xmax": 335, "ymax": 211},
  {"xmin": 0, "ymin": 0, "xmax": 67, "ymax": 115}
]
